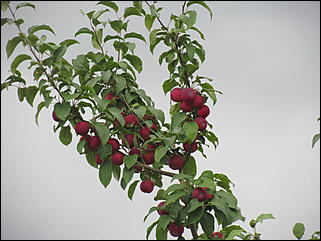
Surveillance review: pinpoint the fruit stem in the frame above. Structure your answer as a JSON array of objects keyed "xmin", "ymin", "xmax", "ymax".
[{"xmin": 140, "ymin": 163, "xmax": 176, "ymax": 177}]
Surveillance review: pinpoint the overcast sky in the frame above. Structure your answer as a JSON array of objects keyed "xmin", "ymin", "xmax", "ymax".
[{"xmin": 1, "ymin": 1, "xmax": 320, "ymax": 240}]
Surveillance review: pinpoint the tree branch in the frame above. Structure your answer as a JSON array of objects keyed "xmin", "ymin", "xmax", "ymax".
[{"xmin": 140, "ymin": 163, "xmax": 176, "ymax": 177}]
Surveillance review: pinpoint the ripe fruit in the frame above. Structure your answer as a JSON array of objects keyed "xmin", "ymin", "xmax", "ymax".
[
  {"xmin": 111, "ymin": 152, "xmax": 124, "ymax": 165},
  {"xmin": 124, "ymin": 114, "xmax": 139, "ymax": 126},
  {"xmin": 181, "ymin": 88, "xmax": 197, "ymax": 102},
  {"xmin": 140, "ymin": 180, "xmax": 154, "ymax": 193},
  {"xmin": 129, "ymin": 147, "xmax": 140, "ymax": 155},
  {"xmin": 192, "ymin": 95, "xmax": 205, "ymax": 109},
  {"xmin": 168, "ymin": 222, "xmax": 184, "ymax": 237},
  {"xmin": 180, "ymin": 101, "xmax": 194, "ymax": 112},
  {"xmin": 104, "ymin": 92, "xmax": 115, "ymax": 101},
  {"xmin": 192, "ymin": 187, "xmax": 213, "ymax": 202},
  {"xmin": 150, "ymin": 123, "xmax": 158, "ymax": 131},
  {"xmin": 143, "ymin": 151, "xmax": 155, "ymax": 165},
  {"xmin": 122, "ymin": 134, "xmax": 135, "ymax": 148},
  {"xmin": 75, "ymin": 121, "xmax": 91, "ymax": 136},
  {"xmin": 52, "ymin": 111, "xmax": 60, "ymax": 122},
  {"xmin": 194, "ymin": 117, "xmax": 207, "ymax": 131},
  {"xmin": 168, "ymin": 154, "xmax": 185, "ymax": 170},
  {"xmin": 134, "ymin": 165, "xmax": 143, "ymax": 173},
  {"xmin": 170, "ymin": 88, "xmax": 183, "ymax": 102},
  {"xmin": 197, "ymin": 105, "xmax": 210, "ymax": 118},
  {"xmin": 108, "ymin": 138, "xmax": 120, "ymax": 152},
  {"xmin": 87, "ymin": 136, "xmax": 101, "ymax": 151},
  {"xmin": 146, "ymin": 144, "xmax": 156, "ymax": 150},
  {"xmin": 211, "ymin": 232, "xmax": 223, "ymax": 239},
  {"xmin": 183, "ymin": 142, "xmax": 198, "ymax": 153},
  {"xmin": 157, "ymin": 202, "xmax": 170, "ymax": 216},
  {"xmin": 95, "ymin": 154, "xmax": 103, "ymax": 165},
  {"xmin": 139, "ymin": 126, "xmax": 151, "ymax": 140}
]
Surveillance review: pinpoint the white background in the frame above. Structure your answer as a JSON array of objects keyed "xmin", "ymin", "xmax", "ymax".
[{"xmin": 1, "ymin": 1, "xmax": 320, "ymax": 240}]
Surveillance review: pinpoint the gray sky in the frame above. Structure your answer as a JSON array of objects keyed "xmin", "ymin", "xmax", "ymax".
[{"xmin": 1, "ymin": 1, "xmax": 320, "ymax": 240}]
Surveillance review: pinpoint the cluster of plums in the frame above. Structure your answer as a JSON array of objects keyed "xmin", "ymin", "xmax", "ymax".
[
  {"xmin": 153, "ymin": 187, "xmax": 221, "ymax": 238},
  {"xmin": 170, "ymin": 87, "xmax": 210, "ymax": 131},
  {"xmin": 52, "ymin": 87, "xmax": 216, "ymax": 238}
]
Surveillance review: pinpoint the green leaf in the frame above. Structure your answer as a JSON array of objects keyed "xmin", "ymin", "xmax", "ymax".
[
  {"xmin": 148, "ymin": 107, "xmax": 165, "ymax": 123},
  {"xmin": 17, "ymin": 87, "xmax": 25, "ymax": 102},
  {"xmin": 16, "ymin": 2, "xmax": 35, "ymax": 10},
  {"xmin": 128, "ymin": 180, "xmax": 139, "ymax": 200},
  {"xmin": 59, "ymin": 39, "xmax": 79, "ymax": 47},
  {"xmin": 187, "ymin": 1, "xmax": 213, "ymax": 19},
  {"xmin": 92, "ymin": 122, "xmax": 110, "ymax": 145},
  {"xmin": 54, "ymin": 102, "xmax": 71, "ymax": 121},
  {"xmin": 124, "ymin": 155, "xmax": 138, "ymax": 169},
  {"xmin": 312, "ymin": 133, "xmax": 320, "ymax": 148},
  {"xmin": 52, "ymin": 45, "xmax": 67, "ymax": 62},
  {"xmin": 164, "ymin": 183, "xmax": 186, "ymax": 196},
  {"xmin": 146, "ymin": 221, "xmax": 158, "ymax": 240},
  {"xmin": 213, "ymin": 173, "xmax": 234, "ymax": 191},
  {"xmin": 28, "ymin": 24, "xmax": 55, "ymax": 35},
  {"xmin": 97, "ymin": 1, "xmax": 118, "ymax": 12},
  {"xmin": 59, "ymin": 126, "xmax": 72, "ymax": 146},
  {"xmin": 226, "ymin": 230, "xmax": 245, "ymax": 240},
  {"xmin": 200, "ymin": 83, "xmax": 217, "ymax": 105},
  {"xmin": 133, "ymin": 106, "xmax": 146, "ymax": 120},
  {"xmin": 200, "ymin": 212, "xmax": 214, "ymax": 237},
  {"xmin": 149, "ymin": 28, "xmax": 159, "ymax": 45},
  {"xmin": 183, "ymin": 121, "xmax": 198, "ymax": 143},
  {"xmin": 162, "ymin": 78, "xmax": 179, "ymax": 94},
  {"xmin": 109, "ymin": 20, "xmax": 123, "ymax": 33},
  {"xmin": 166, "ymin": 191, "xmax": 187, "ymax": 205},
  {"xmin": 114, "ymin": 75, "xmax": 127, "ymax": 94},
  {"xmin": 124, "ymin": 7, "xmax": 141, "ymax": 18},
  {"xmin": 25, "ymin": 86, "xmax": 38, "ymax": 107},
  {"xmin": 112, "ymin": 165, "xmax": 121, "ymax": 181},
  {"xmin": 171, "ymin": 112, "xmax": 186, "ymax": 130},
  {"xmin": 171, "ymin": 173, "xmax": 193, "ymax": 182},
  {"xmin": 6, "ymin": 36, "xmax": 22, "ymax": 58},
  {"xmin": 198, "ymin": 178, "xmax": 216, "ymax": 191},
  {"xmin": 1, "ymin": 1, "xmax": 10, "ymax": 12},
  {"xmin": 156, "ymin": 224, "xmax": 167, "ymax": 240},
  {"xmin": 108, "ymin": 107, "xmax": 125, "ymax": 126},
  {"xmin": 158, "ymin": 215, "xmax": 171, "ymax": 230},
  {"xmin": 122, "ymin": 167, "xmax": 135, "ymax": 187},
  {"xmin": 186, "ymin": 198, "xmax": 203, "ymax": 213},
  {"xmin": 124, "ymin": 32, "xmax": 146, "ymax": 43},
  {"xmin": 255, "ymin": 213, "xmax": 275, "ymax": 224},
  {"xmin": 75, "ymin": 27, "xmax": 93, "ymax": 37},
  {"xmin": 77, "ymin": 139, "xmax": 86, "ymax": 154},
  {"xmin": 181, "ymin": 156, "xmax": 197, "ymax": 178},
  {"xmin": 185, "ymin": 64, "xmax": 199, "ymax": 77},
  {"xmin": 187, "ymin": 207, "xmax": 203, "ymax": 225},
  {"xmin": 99, "ymin": 159, "xmax": 113, "ymax": 188},
  {"xmin": 155, "ymin": 146, "xmax": 168, "ymax": 163},
  {"xmin": 293, "ymin": 223, "xmax": 305, "ymax": 240},
  {"xmin": 217, "ymin": 190, "xmax": 237, "ymax": 209},
  {"xmin": 11, "ymin": 54, "xmax": 32, "ymax": 73},
  {"xmin": 35, "ymin": 101, "xmax": 46, "ymax": 126},
  {"xmin": 145, "ymin": 14, "xmax": 156, "ymax": 31},
  {"xmin": 102, "ymin": 70, "xmax": 112, "ymax": 83},
  {"xmin": 85, "ymin": 152, "xmax": 98, "ymax": 168},
  {"xmin": 124, "ymin": 54, "xmax": 143, "ymax": 73},
  {"xmin": 190, "ymin": 26, "xmax": 205, "ymax": 40}
]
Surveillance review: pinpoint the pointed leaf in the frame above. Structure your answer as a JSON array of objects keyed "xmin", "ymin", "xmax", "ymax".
[
  {"xmin": 128, "ymin": 180, "xmax": 139, "ymax": 200},
  {"xmin": 11, "ymin": 54, "xmax": 32, "ymax": 73},
  {"xmin": 28, "ymin": 24, "xmax": 55, "ymax": 35},
  {"xmin": 59, "ymin": 126, "xmax": 72, "ymax": 146},
  {"xmin": 99, "ymin": 159, "xmax": 112, "ymax": 188},
  {"xmin": 25, "ymin": 86, "xmax": 38, "ymax": 107},
  {"xmin": 6, "ymin": 36, "xmax": 22, "ymax": 58},
  {"xmin": 35, "ymin": 101, "xmax": 46, "ymax": 126},
  {"xmin": 293, "ymin": 223, "xmax": 305, "ymax": 240}
]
